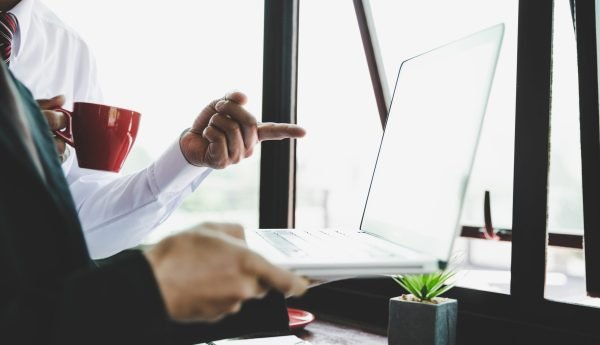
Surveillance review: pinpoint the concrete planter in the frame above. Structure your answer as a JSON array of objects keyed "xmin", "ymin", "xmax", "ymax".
[{"xmin": 388, "ymin": 295, "xmax": 457, "ymax": 345}]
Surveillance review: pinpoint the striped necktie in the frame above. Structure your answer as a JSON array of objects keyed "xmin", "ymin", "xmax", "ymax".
[{"xmin": 0, "ymin": 12, "xmax": 17, "ymax": 66}]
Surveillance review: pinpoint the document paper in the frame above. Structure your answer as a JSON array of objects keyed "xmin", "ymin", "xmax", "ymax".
[{"xmin": 202, "ymin": 335, "xmax": 311, "ymax": 345}]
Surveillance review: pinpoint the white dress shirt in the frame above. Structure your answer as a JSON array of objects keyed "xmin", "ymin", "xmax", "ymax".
[{"xmin": 8, "ymin": 0, "xmax": 211, "ymax": 259}]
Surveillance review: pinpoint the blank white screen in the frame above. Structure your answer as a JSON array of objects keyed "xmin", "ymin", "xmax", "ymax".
[{"xmin": 361, "ymin": 24, "xmax": 504, "ymax": 262}]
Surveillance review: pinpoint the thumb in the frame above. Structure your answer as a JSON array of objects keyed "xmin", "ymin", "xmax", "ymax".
[
  {"xmin": 258, "ymin": 123, "xmax": 306, "ymax": 142},
  {"xmin": 37, "ymin": 95, "xmax": 66, "ymax": 110}
]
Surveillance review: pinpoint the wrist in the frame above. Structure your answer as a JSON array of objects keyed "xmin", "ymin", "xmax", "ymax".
[{"xmin": 179, "ymin": 128, "xmax": 205, "ymax": 168}]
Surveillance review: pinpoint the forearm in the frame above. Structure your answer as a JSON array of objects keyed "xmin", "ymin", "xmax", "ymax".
[{"xmin": 67, "ymin": 140, "xmax": 211, "ymax": 259}]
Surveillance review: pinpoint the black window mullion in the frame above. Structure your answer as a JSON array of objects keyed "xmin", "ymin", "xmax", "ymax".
[
  {"xmin": 572, "ymin": 0, "xmax": 600, "ymax": 297},
  {"xmin": 510, "ymin": 0, "xmax": 554, "ymax": 300},
  {"xmin": 260, "ymin": 0, "xmax": 299, "ymax": 229}
]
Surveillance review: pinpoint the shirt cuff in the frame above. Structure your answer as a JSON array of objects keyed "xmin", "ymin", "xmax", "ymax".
[{"xmin": 148, "ymin": 139, "xmax": 211, "ymax": 196}]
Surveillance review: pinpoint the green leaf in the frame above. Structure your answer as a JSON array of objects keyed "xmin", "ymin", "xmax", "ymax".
[
  {"xmin": 400, "ymin": 276, "xmax": 416, "ymax": 296},
  {"xmin": 391, "ymin": 270, "xmax": 456, "ymax": 301},
  {"xmin": 427, "ymin": 283, "xmax": 455, "ymax": 299},
  {"xmin": 424, "ymin": 273, "xmax": 436, "ymax": 290},
  {"xmin": 393, "ymin": 276, "xmax": 413, "ymax": 294},
  {"xmin": 427, "ymin": 274, "xmax": 453, "ymax": 297},
  {"xmin": 404, "ymin": 275, "xmax": 423, "ymax": 297}
]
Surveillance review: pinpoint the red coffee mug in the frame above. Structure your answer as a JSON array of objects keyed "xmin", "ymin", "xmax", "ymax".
[{"xmin": 54, "ymin": 102, "xmax": 141, "ymax": 172}]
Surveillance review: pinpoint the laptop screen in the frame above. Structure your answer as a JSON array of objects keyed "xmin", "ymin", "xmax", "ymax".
[{"xmin": 360, "ymin": 24, "xmax": 505, "ymax": 263}]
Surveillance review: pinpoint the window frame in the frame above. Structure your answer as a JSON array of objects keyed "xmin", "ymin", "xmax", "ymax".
[
  {"xmin": 262, "ymin": 0, "xmax": 600, "ymax": 342},
  {"xmin": 260, "ymin": 0, "xmax": 299, "ymax": 229},
  {"xmin": 573, "ymin": 0, "xmax": 600, "ymax": 297}
]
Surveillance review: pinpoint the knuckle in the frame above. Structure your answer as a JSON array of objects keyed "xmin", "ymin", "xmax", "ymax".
[
  {"xmin": 227, "ymin": 120, "xmax": 241, "ymax": 132},
  {"xmin": 209, "ymin": 113, "xmax": 220, "ymax": 124},
  {"xmin": 213, "ymin": 160, "xmax": 227, "ymax": 170},
  {"xmin": 231, "ymin": 154, "xmax": 242, "ymax": 165},
  {"xmin": 218, "ymin": 159, "xmax": 230, "ymax": 169}
]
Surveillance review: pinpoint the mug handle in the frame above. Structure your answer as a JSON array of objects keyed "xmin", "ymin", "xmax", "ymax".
[{"xmin": 52, "ymin": 108, "xmax": 75, "ymax": 147}]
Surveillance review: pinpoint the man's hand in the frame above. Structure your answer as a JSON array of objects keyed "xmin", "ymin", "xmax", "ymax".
[
  {"xmin": 37, "ymin": 95, "xmax": 68, "ymax": 162},
  {"xmin": 199, "ymin": 221, "xmax": 246, "ymax": 242},
  {"xmin": 180, "ymin": 91, "xmax": 306, "ymax": 169},
  {"xmin": 144, "ymin": 222, "xmax": 308, "ymax": 322}
]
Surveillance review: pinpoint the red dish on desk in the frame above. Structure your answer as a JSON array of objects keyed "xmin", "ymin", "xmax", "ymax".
[{"xmin": 288, "ymin": 308, "xmax": 315, "ymax": 330}]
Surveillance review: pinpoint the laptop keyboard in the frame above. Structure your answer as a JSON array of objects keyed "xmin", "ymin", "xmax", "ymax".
[{"xmin": 257, "ymin": 229, "xmax": 402, "ymax": 259}]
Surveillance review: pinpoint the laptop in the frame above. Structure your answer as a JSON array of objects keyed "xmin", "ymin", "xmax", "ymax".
[{"xmin": 246, "ymin": 23, "xmax": 505, "ymax": 278}]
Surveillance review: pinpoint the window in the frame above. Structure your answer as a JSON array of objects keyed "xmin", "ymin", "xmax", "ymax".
[
  {"xmin": 284, "ymin": 0, "xmax": 600, "ymax": 341},
  {"xmin": 362, "ymin": 0, "xmax": 588, "ymax": 298},
  {"xmin": 296, "ymin": 0, "xmax": 382, "ymax": 230},
  {"xmin": 44, "ymin": 0, "xmax": 265, "ymax": 242},
  {"xmin": 368, "ymin": 1, "xmax": 519, "ymax": 293}
]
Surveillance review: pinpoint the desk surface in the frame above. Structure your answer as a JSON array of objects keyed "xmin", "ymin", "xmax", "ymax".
[{"xmin": 293, "ymin": 318, "xmax": 387, "ymax": 345}]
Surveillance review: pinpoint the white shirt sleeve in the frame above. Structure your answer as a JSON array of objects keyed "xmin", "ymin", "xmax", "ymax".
[
  {"xmin": 67, "ymin": 140, "xmax": 211, "ymax": 259},
  {"xmin": 10, "ymin": 0, "xmax": 214, "ymax": 260}
]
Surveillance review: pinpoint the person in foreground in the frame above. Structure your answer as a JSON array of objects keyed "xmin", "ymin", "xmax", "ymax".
[
  {"xmin": 1, "ymin": 0, "xmax": 307, "ymax": 259},
  {"xmin": 0, "ymin": 62, "xmax": 308, "ymax": 344}
]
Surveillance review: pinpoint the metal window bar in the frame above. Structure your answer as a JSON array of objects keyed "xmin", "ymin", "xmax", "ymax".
[
  {"xmin": 572, "ymin": 0, "xmax": 600, "ymax": 297},
  {"xmin": 259, "ymin": 0, "xmax": 299, "ymax": 229},
  {"xmin": 509, "ymin": 0, "xmax": 554, "ymax": 301}
]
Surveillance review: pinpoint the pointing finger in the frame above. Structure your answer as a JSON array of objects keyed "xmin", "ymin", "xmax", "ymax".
[{"xmin": 257, "ymin": 123, "xmax": 306, "ymax": 142}]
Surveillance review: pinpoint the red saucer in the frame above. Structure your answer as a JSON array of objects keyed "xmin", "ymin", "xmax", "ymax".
[{"xmin": 288, "ymin": 308, "xmax": 315, "ymax": 330}]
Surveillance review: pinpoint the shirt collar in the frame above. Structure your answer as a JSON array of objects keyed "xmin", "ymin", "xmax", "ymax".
[{"xmin": 8, "ymin": 0, "xmax": 35, "ymax": 59}]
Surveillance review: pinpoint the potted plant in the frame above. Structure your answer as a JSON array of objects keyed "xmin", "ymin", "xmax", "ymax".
[{"xmin": 388, "ymin": 271, "xmax": 457, "ymax": 345}]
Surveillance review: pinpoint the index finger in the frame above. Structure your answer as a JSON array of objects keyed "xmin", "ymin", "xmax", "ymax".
[
  {"xmin": 37, "ymin": 95, "xmax": 65, "ymax": 110},
  {"xmin": 257, "ymin": 123, "xmax": 306, "ymax": 142},
  {"xmin": 243, "ymin": 252, "xmax": 308, "ymax": 297}
]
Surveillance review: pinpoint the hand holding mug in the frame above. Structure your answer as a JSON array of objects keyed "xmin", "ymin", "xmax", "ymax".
[
  {"xmin": 51, "ymin": 102, "xmax": 141, "ymax": 172},
  {"xmin": 180, "ymin": 91, "xmax": 306, "ymax": 169},
  {"xmin": 37, "ymin": 95, "xmax": 68, "ymax": 162}
]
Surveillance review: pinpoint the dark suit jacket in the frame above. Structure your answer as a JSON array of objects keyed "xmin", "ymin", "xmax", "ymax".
[{"xmin": 0, "ymin": 62, "xmax": 289, "ymax": 345}]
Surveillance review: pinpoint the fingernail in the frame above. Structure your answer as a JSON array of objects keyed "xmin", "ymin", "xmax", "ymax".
[{"xmin": 215, "ymin": 100, "xmax": 226, "ymax": 111}]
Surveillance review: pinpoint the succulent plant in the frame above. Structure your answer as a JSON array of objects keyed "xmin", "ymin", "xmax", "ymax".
[{"xmin": 392, "ymin": 271, "xmax": 455, "ymax": 302}]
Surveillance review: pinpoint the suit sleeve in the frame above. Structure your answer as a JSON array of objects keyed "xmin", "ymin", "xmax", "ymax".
[
  {"xmin": 53, "ymin": 250, "xmax": 171, "ymax": 345},
  {"xmin": 53, "ymin": 251, "xmax": 290, "ymax": 345}
]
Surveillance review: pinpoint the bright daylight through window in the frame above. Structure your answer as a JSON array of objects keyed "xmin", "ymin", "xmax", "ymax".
[
  {"xmin": 44, "ymin": 0, "xmax": 265, "ymax": 243},
  {"xmin": 298, "ymin": 0, "xmax": 587, "ymax": 300}
]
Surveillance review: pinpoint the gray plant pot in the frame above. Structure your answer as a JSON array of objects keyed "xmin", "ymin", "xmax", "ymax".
[{"xmin": 388, "ymin": 296, "xmax": 457, "ymax": 345}]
